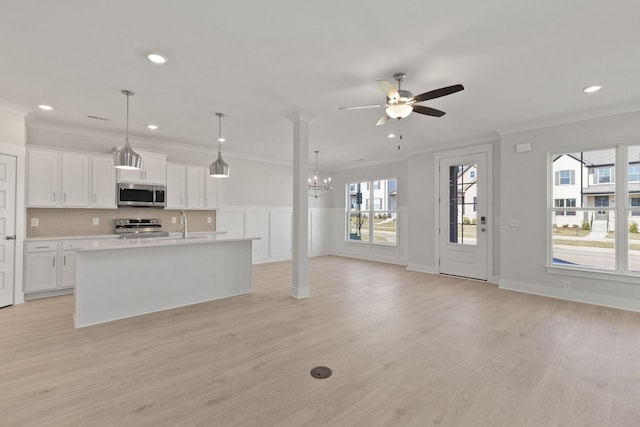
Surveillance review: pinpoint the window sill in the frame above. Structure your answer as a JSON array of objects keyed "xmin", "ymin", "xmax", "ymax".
[
  {"xmin": 345, "ymin": 240, "xmax": 397, "ymax": 248},
  {"xmin": 546, "ymin": 264, "xmax": 640, "ymax": 285}
]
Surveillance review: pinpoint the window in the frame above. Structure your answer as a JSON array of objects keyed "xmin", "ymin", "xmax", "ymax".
[
  {"xmin": 470, "ymin": 170, "xmax": 476, "ymax": 179},
  {"xmin": 550, "ymin": 146, "xmax": 640, "ymax": 274},
  {"xmin": 595, "ymin": 167, "xmax": 613, "ymax": 184},
  {"xmin": 346, "ymin": 178, "xmax": 397, "ymax": 245},
  {"xmin": 629, "ymin": 164, "xmax": 640, "ymax": 182},
  {"xmin": 555, "ymin": 169, "xmax": 574, "ymax": 185}
]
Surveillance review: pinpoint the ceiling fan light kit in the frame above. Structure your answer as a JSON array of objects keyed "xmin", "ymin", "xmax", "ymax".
[
  {"xmin": 340, "ymin": 72, "xmax": 464, "ymax": 126},
  {"xmin": 113, "ymin": 89, "xmax": 142, "ymax": 170}
]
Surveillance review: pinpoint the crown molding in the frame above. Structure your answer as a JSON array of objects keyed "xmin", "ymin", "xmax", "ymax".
[{"xmin": 0, "ymin": 99, "xmax": 30, "ymax": 116}]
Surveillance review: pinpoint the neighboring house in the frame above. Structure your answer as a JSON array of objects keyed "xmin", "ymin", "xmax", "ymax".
[
  {"xmin": 349, "ymin": 180, "xmax": 397, "ymax": 215},
  {"xmin": 552, "ymin": 148, "xmax": 640, "ymax": 230},
  {"xmin": 456, "ymin": 164, "xmax": 477, "ymax": 224}
]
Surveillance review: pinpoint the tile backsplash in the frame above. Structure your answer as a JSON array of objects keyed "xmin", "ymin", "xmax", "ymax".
[{"xmin": 27, "ymin": 208, "xmax": 216, "ymax": 238}]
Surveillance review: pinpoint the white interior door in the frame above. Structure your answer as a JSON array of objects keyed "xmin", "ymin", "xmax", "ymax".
[
  {"xmin": 439, "ymin": 152, "xmax": 488, "ymax": 280},
  {"xmin": 0, "ymin": 154, "xmax": 17, "ymax": 307}
]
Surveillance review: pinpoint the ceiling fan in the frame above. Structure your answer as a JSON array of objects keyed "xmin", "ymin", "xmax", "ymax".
[{"xmin": 339, "ymin": 72, "xmax": 464, "ymax": 125}]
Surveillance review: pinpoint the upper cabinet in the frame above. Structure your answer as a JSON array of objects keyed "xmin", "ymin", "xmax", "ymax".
[
  {"xmin": 117, "ymin": 150, "xmax": 166, "ymax": 185},
  {"xmin": 27, "ymin": 148, "xmax": 116, "ymax": 208},
  {"xmin": 166, "ymin": 163, "xmax": 209, "ymax": 210},
  {"xmin": 205, "ymin": 174, "xmax": 219, "ymax": 209}
]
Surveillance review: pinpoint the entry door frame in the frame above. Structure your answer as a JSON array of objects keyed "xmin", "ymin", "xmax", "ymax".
[
  {"xmin": 0, "ymin": 142, "xmax": 26, "ymax": 306},
  {"xmin": 434, "ymin": 143, "xmax": 494, "ymax": 282}
]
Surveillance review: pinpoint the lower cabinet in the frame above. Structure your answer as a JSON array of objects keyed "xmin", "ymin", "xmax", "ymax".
[{"xmin": 24, "ymin": 239, "xmax": 101, "ymax": 298}]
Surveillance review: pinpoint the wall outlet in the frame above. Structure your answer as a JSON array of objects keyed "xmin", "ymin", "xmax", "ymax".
[
  {"xmin": 92, "ymin": 217, "xmax": 100, "ymax": 226},
  {"xmin": 207, "ymin": 217, "xmax": 212, "ymax": 224},
  {"xmin": 171, "ymin": 217, "xmax": 177, "ymax": 224},
  {"xmin": 31, "ymin": 218, "xmax": 39, "ymax": 227},
  {"xmin": 563, "ymin": 280, "xmax": 571, "ymax": 290},
  {"xmin": 509, "ymin": 218, "xmax": 520, "ymax": 227}
]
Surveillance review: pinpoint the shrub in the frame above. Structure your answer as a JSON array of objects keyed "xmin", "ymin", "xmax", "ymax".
[
  {"xmin": 463, "ymin": 216, "xmax": 470, "ymax": 225},
  {"xmin": 630, "ymin": 222, "xmax": 639, "ymax": 233},
  {"xmin": 562, "ymin": 224, "xmax": 569, "ymax": 229},
  {"xmin": 582, "ymin": 220, "xmax": 590, "ymax": 231}
]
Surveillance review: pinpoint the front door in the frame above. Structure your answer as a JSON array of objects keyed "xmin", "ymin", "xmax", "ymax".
[
  {"xmin": 439, "ymin": 152, "xmax": 488, "ymax": 280},
  {"xmin": 595, "ymin": 196, "xmax": 609, "ymax": 220},
  {"xmin": 0, "ymin": 154, "xmax": 17, "ymax": 307}
]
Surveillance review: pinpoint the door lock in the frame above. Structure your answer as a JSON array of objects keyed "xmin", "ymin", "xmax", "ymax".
[
  {"xmin": 5, "ymin": 235, "xmax": 16, "ymax": 240},
  {"xmin": 480, "ymin": 216, "xmax": 486, "ymax": 224}
]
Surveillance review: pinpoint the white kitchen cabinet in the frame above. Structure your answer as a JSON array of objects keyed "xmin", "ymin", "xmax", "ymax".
[
  {"xmin": 24, "ymin": 251, "xmax": 58, "ymax": 292},
  {"xmin": 166, "ymin": 163, "xmax": 208, "ymax": 210},
  {"xmin": 205, "ymin": 174, "xmax": 220, "ymax": 209},
  {"xmin": 166, "ymin": 163, "xmax": 186, "ymax": 209},
  {"xmin": 27, "ymin": 148, "xmax": 115, "ymax": 208},
  {"xmin": 91, "ymin": 155, "xmax": 116, "ymax": 208},
  {"xmin": 24, "ymin": 241, "xmax": 59, "ymax": 293},
  {"xmin": 24, "ymin": 239, "xmax": 106, "ymax": 297},
  {"xmin": 27, "ymin": 149, "xmax": 59, "ymax": 206},
  {"xmin": 186, "ymin": 166, "xmax": 205, "ymax": 209},
  {"xmin": 61, "ymin": 153, "xmax": 90, "ymax": 207},
  {"xmin": 117, "ymin": 150, "xmax": 166, "ymax": 185}
]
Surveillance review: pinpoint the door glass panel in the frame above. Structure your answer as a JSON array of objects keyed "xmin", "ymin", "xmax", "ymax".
[{"xmin": 449, "ymin": 164, "xmax": 477, "ymax": 245}]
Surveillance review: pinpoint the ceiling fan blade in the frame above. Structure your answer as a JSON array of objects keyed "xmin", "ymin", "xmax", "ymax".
[
  {"xmin": 377, "ymin": 80, "xmax": 400, "ymax": 102},
  {"xmin": 412, "ymin": 105, "xmax": 446, "ymax": 117},
  {"xmin": 412, "ymin": 84, "xmax": 464, "ymax": 103},
  {"xmin": 338, "ymin": 104, "xmax": 384, "ymax": 110},
  {"xmin": 376, "ymin": 114, "xmax": 390, "ymax": 126}
]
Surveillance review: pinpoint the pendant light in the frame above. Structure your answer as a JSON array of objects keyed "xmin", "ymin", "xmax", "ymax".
[
  {"xmin": 113, "ymin": 89, "xmax": 142, "ymax": 170},
  {"xmin": 209, "ymin": 112, "xmax": 230, "ymax": 178},
  {"xmin": 308, "ymin": 150, "xmax": 332, "ymax": 198}
]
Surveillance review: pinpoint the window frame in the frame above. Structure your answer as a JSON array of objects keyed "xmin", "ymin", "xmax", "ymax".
[
  {"xmin": 346, "ymin": 177, "xmax": 397, "ymax": 246},
  {"xmin": 547, "ymin": 145, "xmax": 640, "ymax": 279}
]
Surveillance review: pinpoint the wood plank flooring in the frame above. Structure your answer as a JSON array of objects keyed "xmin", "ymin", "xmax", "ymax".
[{"xmin": 2, "ymin": 256, "xmax": 640, "ymax": 426}]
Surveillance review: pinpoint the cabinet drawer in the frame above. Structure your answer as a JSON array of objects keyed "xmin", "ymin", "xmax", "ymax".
[
  {"xmin": 62, "ymin": 240, "xmax": 94, "ymax": 250},
  {"xmin": 25, "ymin": 241, "xmax": 58, "ymax": 252}
]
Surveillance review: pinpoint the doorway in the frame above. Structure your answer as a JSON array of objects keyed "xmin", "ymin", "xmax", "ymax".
[
  {"xmin": 438, "ymin": 150, "xmax": 489, "ymax": 281},
  {"xmin": 0, "ymin": 153, "xmax": 17, "ymax": 307}
]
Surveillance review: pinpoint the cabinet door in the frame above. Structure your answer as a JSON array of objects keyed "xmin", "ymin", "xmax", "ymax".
[
  {"xmin": 186, "ymin": 166, "xmax": 205, "ymax": 209},
  {"xmin": 27, "ymin": 149, "xmax": 58, "ymax": 206},
  {"xmin": 91, "ymin": 156, "xmax": 116, "ymax": 208},
  {"xmin": 205, "ymin": 175, "xmax": 219, "ymax": 209},
  {"xmin": 60, "ymin": 251, "xmax": 75, "ymax": 288},
  {"xmin": 166, "ymin": 164, "xmax": 186, "ymax": 209},
  {"xmin": 117, "ymin": 167, "xmax": 144, "ymax": 184},
  {"xmin": 61, "ymin": 153, "xmax": 90, "ymax": 207},
  {"xmin": 141, "ymin": 151, "xmax": 167, "ymax": 184},
  {"xmin": 24, "ymin": 252, "xmax": 57, "ymax": 292}
]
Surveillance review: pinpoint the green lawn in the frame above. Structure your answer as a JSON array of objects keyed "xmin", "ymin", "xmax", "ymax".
[{"xmin": 553, "ymin": 228, "xmax": 591, "ymax": 237}]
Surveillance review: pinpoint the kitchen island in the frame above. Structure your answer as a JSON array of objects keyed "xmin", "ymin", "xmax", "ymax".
[{"xmin": 74, "ymin": 235, "xmax": 258, "ymax": 328}]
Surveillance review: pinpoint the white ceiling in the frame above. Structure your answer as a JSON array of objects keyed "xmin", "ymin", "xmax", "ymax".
[{"xmin": 1, "ymin": 1, "xmax": 639, "ymax": 170}]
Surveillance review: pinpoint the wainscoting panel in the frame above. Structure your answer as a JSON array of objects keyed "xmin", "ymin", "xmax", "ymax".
[
  {"xmin": 269, "ymin": 211, "xmax": 292, "ymax": 260},
  {"xmin": 246, "ymin": 211, "xmax": 270, "ymax": 261}
]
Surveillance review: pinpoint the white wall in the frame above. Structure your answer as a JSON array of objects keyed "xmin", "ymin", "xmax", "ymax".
[
  {"xmin": 500, "ymin": 110, "xmax": 640, "ymax": 311},
  {"xmin": 328, "ymin": 160, "xmax": 408, "ymax": 265}
]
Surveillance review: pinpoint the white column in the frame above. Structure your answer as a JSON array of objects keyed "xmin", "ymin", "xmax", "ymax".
[{"xmin": 289, "ymin": 111, "xmax": 311, "ymax": 298}]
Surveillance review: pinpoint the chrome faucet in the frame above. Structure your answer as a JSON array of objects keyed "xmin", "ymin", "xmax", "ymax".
[{"xmin": 180, "ymin": 211, "xmax": 188, "ymax": 239}]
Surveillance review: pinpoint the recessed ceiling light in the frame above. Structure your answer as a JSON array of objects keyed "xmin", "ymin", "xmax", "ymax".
[
  {"xmin": 147, "ymin": 53, "xmax": 167, "ymax": 64},
  {"xmin": 387, "ymin": 133, "xmax": 396, "ymax": 138},
  {"xmin": 38, "ymin": 104, "xmax": 53, "ymax": 111},
  {"xmin": 147, "ymin": 124, "xmax": 158, "ymax": 130},
  {"xmin": 583, "ymin": 85, "xmax": 602, "ymax": 93}
]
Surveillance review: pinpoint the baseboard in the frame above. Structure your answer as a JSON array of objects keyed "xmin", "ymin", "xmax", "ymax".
[
  {"xmin": 406, "ymin": 263, "xmax": 436, "ymax": 274},
  {"xmin": 331, "ymin": 250, "xmax": 406, "ymax": 266},
  {"xmin": 499, "ymin": 279, "xmax": 640, "ymax": 313}
]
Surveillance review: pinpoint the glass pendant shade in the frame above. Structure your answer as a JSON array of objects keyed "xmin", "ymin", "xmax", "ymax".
[
  {"xmin": 209, "ymin": 151, "xmax": 230, "ymax": 178},
  {"xmin": 385, "ymin": 103, "xmax": 413, "ymax": 119},
  {"xmin": 114, "ymin": 89, "xmax": 142, "ymax": 170}
]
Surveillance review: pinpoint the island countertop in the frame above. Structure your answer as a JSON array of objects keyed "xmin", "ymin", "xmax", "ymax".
[{"xmin": 75, "ymin": 234, "xmax": 259, "ymax": 251}]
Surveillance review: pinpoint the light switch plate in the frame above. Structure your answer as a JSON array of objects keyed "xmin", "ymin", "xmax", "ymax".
[
  {"xmin": 171, "ymin": 217, "xmax": 177, "ymax": 224},
  {"xmin": 31, "ymin": 218, "xmax": 39, "ymax": 227},
  {"xmin": 207, "ymin": 217, "xmax": 212, "ymax": 224},
  {"xmin": 92, "ymin": 217, "xmax": 100, "ymax": 226}
]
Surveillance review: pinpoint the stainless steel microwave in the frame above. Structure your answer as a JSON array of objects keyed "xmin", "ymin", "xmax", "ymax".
[{"xmin": 117, "ymin": 183, "xmax": 166, "ymax": 208}]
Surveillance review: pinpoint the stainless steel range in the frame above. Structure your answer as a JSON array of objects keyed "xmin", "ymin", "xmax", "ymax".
[{"xmin": 115, "ymin": 218, "xmax": 170, "ymax": 239}]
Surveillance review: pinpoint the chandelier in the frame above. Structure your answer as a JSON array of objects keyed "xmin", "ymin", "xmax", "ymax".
[{"xmin": 308, "ymin": 150, "xmax": 332, "ymax": 199}]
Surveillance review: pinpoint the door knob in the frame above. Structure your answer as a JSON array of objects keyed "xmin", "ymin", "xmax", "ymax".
[{"xmin": 5, "ymin": 235, "xmax": 16, "ymax": 240}]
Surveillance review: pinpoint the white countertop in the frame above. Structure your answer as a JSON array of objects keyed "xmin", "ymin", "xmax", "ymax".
[
  {"xmin": 25, "ymin": 231, "xmax": 227, "ymax": 242},
  {"xmin": 76, "ymin": 234, "xmax": 259, "ymax": 251}
]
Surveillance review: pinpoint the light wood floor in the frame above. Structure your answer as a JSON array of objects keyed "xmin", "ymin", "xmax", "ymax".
[{"xmin": 2, "ymin": 256, "xmax": 640, "ymax": 426}]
